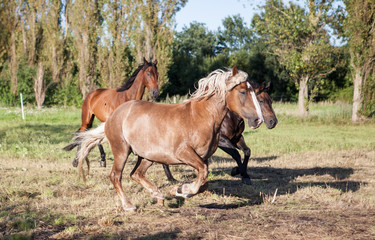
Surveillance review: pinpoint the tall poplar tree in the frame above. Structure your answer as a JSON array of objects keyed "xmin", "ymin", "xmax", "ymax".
[
  {"xmin": 132, "ymin": 0, "xmax": 187, "ymax": 87},
  {"xmin": 68, "ymin": 0, "xmax": 102, "ymax": 98},
  {"xmin": 344, "ymin": 0, "xmax": 375, "ymax": 121}
]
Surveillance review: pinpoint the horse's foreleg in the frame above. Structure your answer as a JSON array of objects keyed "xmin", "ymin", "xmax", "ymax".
[
  {"xmin": 218, "ymin": 135, "xmax": 252, "ymax": 185},
  {"xmin": 236, "ymin": 135, "xmax": 252, "ymax": 185},
  {"xmin": 109, "ymin": 143, "xmax": 135, "ymax": 211},
  {"xmin": 171, "ymin": 147, "xmax": 208, "ymax": 198},
  {"xmin": 98, "ymin": 144, "xmax": 106, "ymax": 167},
  {"xmin": 130, "ymin": 157, "xmax": 164, "ymax": 206},
  {"xmin": 162, "ymin": 164, "xmax": 177, "ymax": 182}
]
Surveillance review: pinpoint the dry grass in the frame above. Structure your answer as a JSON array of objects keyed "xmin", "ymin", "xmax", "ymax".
[{"xmin": 1, "ymin": 104, "xmax": 375, "ymax": 239}]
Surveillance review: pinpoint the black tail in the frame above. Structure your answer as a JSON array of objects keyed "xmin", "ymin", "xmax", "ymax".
[
  {"xmin": 63, "ymin": 142, "xmax": 78, "ymax": 151},
  {"xmin": 63, "ymin": 128, "xmax": 82, "ymax": 151}
]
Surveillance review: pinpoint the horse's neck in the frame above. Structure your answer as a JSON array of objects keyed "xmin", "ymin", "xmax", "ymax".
[
  {"xmin": 195, "ymin": 96, "xmax": 229, "ymax": 130},
  {"xmin": 123, "ymin": 76, "xmax": 145, "ymax": 101}
]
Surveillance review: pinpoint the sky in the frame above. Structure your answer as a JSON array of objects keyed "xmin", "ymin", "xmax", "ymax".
[{"xmin": 175, "ymin": 0, "xmax": 263, "ymax": 32}]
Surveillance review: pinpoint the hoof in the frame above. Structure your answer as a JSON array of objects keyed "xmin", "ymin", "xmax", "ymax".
[
  {"xmin": 100, "ymin": 161, "xmax": 106, "ymax": 168},
  {"xmin": 123, "ymin": 206, "xmax": 137, "ymax": 212},
  {"xmin": 72, "ymin": 159, "xmax": 78, "ymax": 168},
  {"xmin": 198, "ymin": 182, "xmax": 209, "ymax": 194},
  {"xmin": 170, "ymin": 186, "xmax": 192, "ymax": 198},
  {"xmin": 167, "ymin": 177, "xmax": 178, "ymax": 183},
  {"xmin": 231, "ymin": 167, "xmax": 240, "ymax": 176},
  {"xmin": 241, "ymin": 177, "xmax": 252, "ymax": 185},
  {"xmin": 156, "ymin": 198, "xmax": 164, "ymax": 206}
]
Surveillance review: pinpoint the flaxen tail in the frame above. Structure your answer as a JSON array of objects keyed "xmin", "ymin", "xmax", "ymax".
[{"xmin": 75, "ymin": 123, "xmax": 107, "ymax": 181}]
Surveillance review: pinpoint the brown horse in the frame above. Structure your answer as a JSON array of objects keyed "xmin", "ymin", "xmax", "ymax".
[
  {"xmin": 70, "ymin": 66, "xmax": 263, "ymax": 211},
  {"xmin": 162, "ymin": 81, "xmax": 278, "ymax": 185},
  {"xmin": 63, "ymin": 59, "xmax": 159, "ymax": 167}
]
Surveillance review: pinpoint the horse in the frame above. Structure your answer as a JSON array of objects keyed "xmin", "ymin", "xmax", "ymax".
[
  {"xmin": 63, "ymin": 59, "xmax": 159, "ymax": 168},
  {"xmin": 161, "ymin": 81, "xmax": 278, "ymax": 185},
  {"xmin": 69, "ymin": 66, "xmax": 263, "ymax": 211}
]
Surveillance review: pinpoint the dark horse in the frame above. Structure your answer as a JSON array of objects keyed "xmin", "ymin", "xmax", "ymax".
[
  {"xmin": 63, "ymin": 59, "xmax": 159, "ymax": 167},
  {"xmin": 161, "ymin": 81, "xmax": 278, "ymax": 185},
  {"xmin": 68, "ymin": 67, "xmax": 263, "ymax": 211}
]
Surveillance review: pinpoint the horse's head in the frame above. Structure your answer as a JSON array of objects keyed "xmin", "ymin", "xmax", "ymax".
[
  {"xmin": 142, "ymin": 58, "xmax": 159, "ymax": 99},
  {"xmin": 253, "ymin": 81, "xmax": 278, "ymax": 129},
  {"xmin": 225, "ymin": 66, "xmax": 263, "ymax": 129}
]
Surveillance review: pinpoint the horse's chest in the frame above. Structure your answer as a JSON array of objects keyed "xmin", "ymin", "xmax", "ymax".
[{"xmin": 194, "ymin": 130, "xmax": 220, "ymax": 160}]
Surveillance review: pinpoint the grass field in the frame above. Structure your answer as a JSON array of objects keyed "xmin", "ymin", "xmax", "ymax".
[{"xmin": 1, "ymin": 102, "xmax": 375, "ymax": 239}]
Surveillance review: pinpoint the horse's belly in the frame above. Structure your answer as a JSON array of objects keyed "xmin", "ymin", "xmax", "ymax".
[{"xmin": 130, "ymin": 143, "xmax": 182, "ymax": 165}]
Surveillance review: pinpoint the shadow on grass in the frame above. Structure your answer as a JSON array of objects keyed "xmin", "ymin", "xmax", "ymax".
[
  {"xmin": 86, "ymin": 229, "xmax": 181, "ymax": 240},
  {"xmin": 197, "ymin": 160, "xmax": 364, "ymax": 209},
  {"xmin": 1, "ymin": 202, "xmax": 81, "ymax": 240},
  {"xmin": 211, "ymin": 155, "xmax": 278, "ymax": 163}
]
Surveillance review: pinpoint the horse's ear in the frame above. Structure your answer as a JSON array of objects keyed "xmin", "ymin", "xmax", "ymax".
[
  {"xmin": 232, "ymin": 66, "xmax": 238, "ymax": 76},
  {"xmin": 259, "ymin": 82, "xmax": 265, "ymax": 91},
  {"xmin": 143, "ymin": 57, "xmax": 149, "ymax": 65},
  {"xmin": 153, "ymin": 59, "xmax": 158, "ymax": 65},
  {"xmin": 264, "ymin": 81, "xmax": 272, "ymax": 92}
]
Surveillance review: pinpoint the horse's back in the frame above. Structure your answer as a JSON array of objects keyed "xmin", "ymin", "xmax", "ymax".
[{"xmin": 106, "ymin": 100, "xmax": 200, "ymax": 163}]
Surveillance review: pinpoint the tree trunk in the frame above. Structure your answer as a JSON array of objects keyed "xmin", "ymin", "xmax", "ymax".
[
  {"xmin": 298, "ymin": 76, "xmax": 309, "ymax": 117},
  {"xmin": 78, "ymin": 33, "xmax": 89, "ymax": 98},
  {"xmin": 9, "ymin": 31, "xmax": 18, "ymax": 95},
  {"xmin": 34, "ymin": 62, "xmax": 45, "ymax": 109},
  {"xmin": 352, "ymin": 67, "xmax": 363, "ymax": 122}
]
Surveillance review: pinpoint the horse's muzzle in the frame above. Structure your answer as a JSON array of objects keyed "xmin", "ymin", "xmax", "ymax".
[
  {"xmin": 151, "ymin": 89, "xmax": 160, "ymax": 100},
  {"xmin": 248, "ymin": 117, "xmax": 263, "ymax": 129},
  {"xmin": 266, "ymin": 118, "xmax": 278, "ymax": 129}
]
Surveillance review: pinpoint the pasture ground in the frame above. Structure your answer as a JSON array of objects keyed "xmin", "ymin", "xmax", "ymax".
[{"xmin": 1, "ymin": 102, "xmax": 375, "ymax": 239}]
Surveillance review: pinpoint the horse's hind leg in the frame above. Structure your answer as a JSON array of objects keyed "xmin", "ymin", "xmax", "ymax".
[
  {"xmin": 98, "ymin": 144, "xmax": 106, "ymax": 167},
  {"xmin": 131, "ymin": 157, "xmax": 164, "ymax": 206},
  {"xmin": 109, "ymin": 142, "xmax": 134, "ymax": 211},
  {"xmin": 162, "ymin": 164, "xmax": 177, "ymax": 182}
]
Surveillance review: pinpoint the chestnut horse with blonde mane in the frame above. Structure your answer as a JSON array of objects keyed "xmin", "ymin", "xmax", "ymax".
[
  {"xmin": 64, "ymin": 59, "xmax": 159, "ymax": 167},
  {"xmin": 69, "ymin": 66, "xmax": 263, "ymax": 211},
  {"xmin": 162, "ymin": 81, "xmax": 278, "ymax": 185}
]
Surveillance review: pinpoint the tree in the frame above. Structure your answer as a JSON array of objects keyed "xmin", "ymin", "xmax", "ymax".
[
  {"xmin": 218, "ymin": 14, "xmax": 253, "ymax": 53},
  {"xmin": 68, "ymin": 0, "xmax": 102, "ymax": 98},
  {"xmin": 344, "ymin": 0, "xmax": 375, "ymax": 121},
  {"xmin": 166, "ymin": 22, "xmax": 221, "ymax": 96},
  {"xmin": 253, "ymin": 0, "xmax": 338, "ymax": 116},
  {"xmin": 132, "ymin": 0, "xmax": 187, "ymax": 87},
  {"xmin": 98, "ymin": 0, "xmax": 134, "ymax": 88},
  {"xmin": 3, "ymin": 1, "xmax": 20, "ymax": 95}
]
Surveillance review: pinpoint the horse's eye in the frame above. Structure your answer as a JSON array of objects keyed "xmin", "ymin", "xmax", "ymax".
[
  {"xmin": 239, "ymin": 91, "xmax": 246, "ymax": 95},
  {"xmin": 259, "ymin": 100, "xmax": 264, "ymax": 103},
  {"xmin": 147, "ymin": 72, "xmax": 151, "ymax": 77}
]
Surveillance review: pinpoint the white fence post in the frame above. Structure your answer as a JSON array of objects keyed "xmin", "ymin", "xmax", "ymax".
[{"xmin": 20, "ymin": 93, "xmax": 25, "ymax": 120}]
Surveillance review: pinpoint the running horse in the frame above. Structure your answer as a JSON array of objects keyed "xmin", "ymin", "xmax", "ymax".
[
  {"xmin": 63, "ymin": 59, "xmax": 159, "ymax": 168},
  {"xmin": 69, "ymin": 66, "xmax": 263, "ymax": 211},
  {"xmin": 162, "ymin": 81, "xmax": 278, "ymax": 185}
]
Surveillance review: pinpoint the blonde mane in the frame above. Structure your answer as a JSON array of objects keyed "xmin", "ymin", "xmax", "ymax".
[{"xmin": 189, "ymin": 68, "xmax": 248, "ymax": 102}]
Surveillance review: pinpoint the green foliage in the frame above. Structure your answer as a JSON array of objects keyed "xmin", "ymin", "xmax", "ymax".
[
  {"xmin": 164, "ymin": 22, "xmax": 223, "ymax": 96},
  {"xmin": 0, "ymin": 62, "xmax": 16, "ymax": 106},
  {"xmin": 218, "ymin": 14, "xmax": 253, "ymax": 52},
  {"xmin": 362, "ymin": 75, "xmax": 375, "ymax": 117}
]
